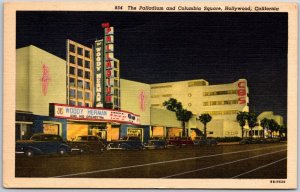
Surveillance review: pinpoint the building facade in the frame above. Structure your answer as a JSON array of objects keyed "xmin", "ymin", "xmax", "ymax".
[{"xmin": 150, "ymin": 79, "xmax": 249, "ymax": 137}]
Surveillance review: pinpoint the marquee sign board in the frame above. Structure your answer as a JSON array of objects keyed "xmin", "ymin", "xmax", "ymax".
[{"xmin": 49, "ymin": 103, "xmax": 140, "ymax": 125}]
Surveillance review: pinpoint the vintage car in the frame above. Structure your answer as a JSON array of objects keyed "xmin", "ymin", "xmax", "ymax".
[
  {"xmin": 16, "ymin": 133, "xmax": 70, "ymax": 157},
  {"xmin": 144, "ymin": 137, "xmax": 168, "ymax": 149},
  {"xmin": 68, "ymin": 135, "xmax": 106, "ymax": 154},
  {"xmin": 106, "ymin": 136, "xmax": 144, "ymax": 150},
  {"xmin": 167, "ymin": 136, "xmax": 194, "ymax": 147},
  {"xmin": 193, "ymin": 136, "xmax": 218, "ymax": 146}
]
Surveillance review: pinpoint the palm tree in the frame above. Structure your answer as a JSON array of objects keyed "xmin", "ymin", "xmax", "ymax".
[
  {"xmin": 260, "ymin": 118, "xmax": 270, "ymax": 138},
  {"xmin": 268, "ymin": 119, "xmax": 279, "ymax": 138},
  {"xmin": 163, "ymin": 98, "xmax": 182, "ymax": 112},
  {"xmin": 176, "ymin": 109, "xmax": 193, "ymax": 137},
  {"xmin": 198, "ymin": 113, "xmax": 212, "ymax": 139},
  {"xmin": 236, "ymin": 111, "xmax": 249, "ymax": 139},
  {"xmin": 163, "ymin": 98, "xmax": 192, "ymax": 137},
  {"xmin": 247, "ymin": 112, "xmax": 258, "ymax": 139}
]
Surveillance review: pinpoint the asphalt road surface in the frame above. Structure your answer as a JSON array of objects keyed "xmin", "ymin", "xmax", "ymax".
[{"xmin": 15, "ymin": 142, "xmax": 287, "ymax": 179}]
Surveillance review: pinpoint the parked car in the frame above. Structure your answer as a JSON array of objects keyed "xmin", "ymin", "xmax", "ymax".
[
  {"xmin": 145, "ymin": 137, "xmax": 168, "ymax": 149},
  {"xmin": 16, "ymin": 133, "xmax": 70, "ymax": 157},
  {"xmin": 106, "ymin": 136, "xmax": 144, "ymax": 150},
  {"xmin": 167, "ymin": 136, "xmax": 194, "ymax": 147},
  {"xmin": 193, "ymin": 136, "xmax": 218, "ymax": 146},
  {"xmin": 68, "ymin": 135, "xmax": 106, "ymax": 154}
]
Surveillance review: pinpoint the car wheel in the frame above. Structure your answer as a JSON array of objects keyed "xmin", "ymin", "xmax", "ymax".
[
  {"xmin": 25, "ymin": 149, "xmax": 34, "ymax": 157},
  {"xmin": 58, "ymin": 147, "xmax": 67, "ymax": 156}
]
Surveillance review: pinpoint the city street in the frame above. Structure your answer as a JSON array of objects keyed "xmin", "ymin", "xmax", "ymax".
[{"xmin": 15, "ymin": 143, "xmax": 287, "ymax": 179}]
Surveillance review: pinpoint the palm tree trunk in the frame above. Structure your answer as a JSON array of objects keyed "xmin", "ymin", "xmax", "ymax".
[
  {"xmin": 182, "ymin": 121, "xmax": 185, "ymax": 137},
  {"xmin": 204, "ymin": 123, "xmax": 207, "ymax": 139},
  {"xmin": 241, "ymin": 126, "xmax": 244, "ymax": 139}
]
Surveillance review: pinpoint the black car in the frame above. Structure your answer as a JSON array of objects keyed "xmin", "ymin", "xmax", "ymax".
[
  {"xmin": 16, "ymin": 133, "xmax": 70, "ymax": 157},
  {"xmin": 106, "ymin": 136, "xmax": 144, "ymax": 150},
  {"xmin": 68, "ymin": 135, "xmax": 106, "ymax": 154},
  {"xmin": 145, "ymin": 137, "xmax": 168, "ymax": 149}
]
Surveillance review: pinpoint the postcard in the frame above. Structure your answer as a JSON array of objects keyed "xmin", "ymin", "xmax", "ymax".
[{"xmin": 3, "ymin": 1, "xmax": 298, "ymax": 189}]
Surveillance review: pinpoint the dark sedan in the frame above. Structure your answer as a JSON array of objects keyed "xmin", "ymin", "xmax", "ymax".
[
  {"xmin": 106, "ymin": 136, "xmax": 144, "ymax": 150},
  {"xmin": 145, "ymin": 138, "xmax": 168, "ymax": 149},
  {"xmin": 16, "ymin": 133, "xmax": 70, "ymax": 157},
  {"xmin": 68, "ymin": 135, "xmax": 106, "ymax": 154}
]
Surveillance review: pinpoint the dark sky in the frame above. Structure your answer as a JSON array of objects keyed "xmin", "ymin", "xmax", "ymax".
[{"xmin": 16, "ymin": 11, "xmax": 288, "ymax": 123}]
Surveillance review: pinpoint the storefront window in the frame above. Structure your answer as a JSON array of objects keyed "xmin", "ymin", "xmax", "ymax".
[
  {"xmin": 43, "ymin": 123, "xmax": 59, "ymax": 135},
  {"xmin": 78, "ymin": 102, "xmax": 83, "ymax": 106}
]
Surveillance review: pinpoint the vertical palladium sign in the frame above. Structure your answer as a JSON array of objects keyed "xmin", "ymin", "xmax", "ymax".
[
  {"xmin": 104, "ymin": 26, "xmax": 114, "ymax": 104},
  {"xmin": 94, "ymin": 40, "xmax": 103, "ymax": 107}
]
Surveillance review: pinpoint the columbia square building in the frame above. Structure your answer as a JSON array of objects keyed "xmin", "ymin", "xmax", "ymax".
[{"xmin": 150, "ymin": 79, "xmax": 250, "ymax": 138}]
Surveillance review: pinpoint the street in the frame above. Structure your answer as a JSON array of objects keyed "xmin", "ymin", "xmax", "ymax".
[{"xmin": 15, "ymin": 143, "xmax": 287, "ymax": 179}]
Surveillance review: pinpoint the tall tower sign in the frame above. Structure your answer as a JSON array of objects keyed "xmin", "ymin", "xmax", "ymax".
[{"xmin": 94, "ymin": 23, "xmax": 120, "ymax": 109}]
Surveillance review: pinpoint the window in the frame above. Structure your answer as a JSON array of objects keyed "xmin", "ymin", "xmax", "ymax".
[
  {"xmin": 85, "ymin": 60, "xmax": 90, "ymax": 68},
  {"xmin": 114, "ymin": 80, "xmax": 118, "ymax": 87},
  {"xmin": 151, "ymin": 85, "xmax": 172, "ymax": 89},
  {"xmin": 78, "ymin": 102, "xmax": 83, "ymax": 106},
  {"xmin": 69, "ymin": 44, "xmax": 75, "ymax": 53},
  {"xmin": 31, "ymin": 135, "xmax": 41, "ymax": 141},
  {"xmin": 77, "ymin": 47, "xmax": 83, "ymax": 55},
  {"xmin": 114, "ymin": 70, "xmax": 118, "ymax": 77},
  {"xmin": 85, "ymin": 71, "xmax": 90, "ymax": 79},
  {"xmin": 114, "ymin": 62, "xmax": 118, "ymax": 68},
  {"xmin": 69, "ymin": 100, "xmax": 76, "ymax": 106},
  {"xmin": 85, "ymin": 103, "xmax": 90, "ymax": 107},
  {"xmin": 85, "ymin": 92, "xmax": 90, "ymax": 100},
  {"xmin": 85, "ymin": 50, "xmax": 90, "ymax": 58},
  {"xmin": 69, "ymin": 89, "xmax": 76, "ymax": 98},
  {"xmin": 78, "ymin": 69, "xmax": 83, "ymax": 77},
  {"xmin": 69, "ymin": 78, "xmax": 75, "ymax": 87},
  {"xmin": 85, "ymin": 82, "xmax": 90, "ymax": 90},
  {"xmin": 77, "ymin": 80, "xmax": 83, "ymax": 89},
  {"xmin": 78, "ymin": 58, "xmax": 83, "ymax": 66},
  {"xmin": 69, "ymin": 55, "xmax": 75, "ymax": 64},
  {"xmin": 77, "ymin": 91, "xmax": 83, "ymax": 99},
  {"xmin": 70, "ymin": 66, "xmax": 75, "ymax": 75}
]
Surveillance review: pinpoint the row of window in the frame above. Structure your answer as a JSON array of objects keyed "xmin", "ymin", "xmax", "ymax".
[
  {"xmin": 69, "ymin": 89, "xmax": 91, "ymax": 100},
  {"xmin": 188, "ymin": 81, "xmax": 207, "ymax": 87},
  {"xmin": 69, "ymin": 44, "xmax": 91, "ymax": 58},
  {"xmin": 69, "ymin": 78, "xmax": 91, "ymax": 90},
  {"xmin": 203, "ymin": 100, "xmax": 239, "ymax": 106},
  {"xmin": 203, "ymin": 110, "xmax": 239, "ymax": 115},
  {"xmin": 151, "ymin": 94, "xmax": 172, "ymax": 98},
  {"xmin": 69, "ymin": 55, "xmax": 91, "ymax": 68},
  {"xmin": 204, "ymin": 90, "xmax": 238, "ymax": 96},
  {"xmin": 69, "ymin": 100, "xmax": 91, "ymax": 107},
  {"xmin": 69, "ymin": 67, "xmax": 91, "ymax": 79},
  {"xmin": 151, "ymin": 85, "xmax": 172, "ymax": 89}
]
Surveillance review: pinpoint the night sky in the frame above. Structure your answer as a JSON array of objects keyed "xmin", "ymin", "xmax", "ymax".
[{"xmin": 16, "ymin": 11, "xmax": 288, "ymax": 123}]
